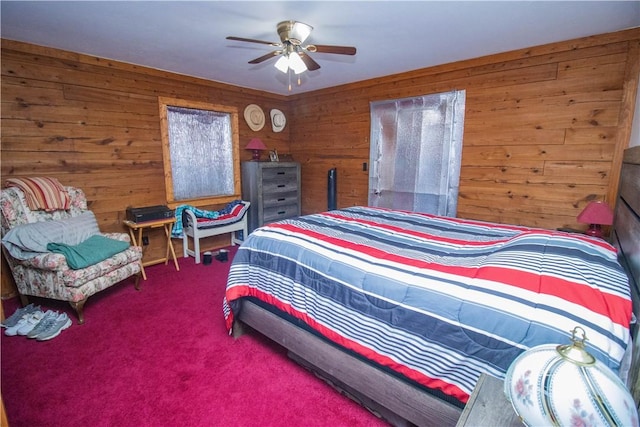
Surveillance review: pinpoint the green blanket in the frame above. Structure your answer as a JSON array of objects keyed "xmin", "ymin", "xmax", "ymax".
[{"xmin": 47, "ymin": 235, "xmax": 130, "ymax": 270}]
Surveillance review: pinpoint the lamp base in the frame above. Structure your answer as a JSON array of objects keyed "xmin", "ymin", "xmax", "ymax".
[
  {"xmin": 585, "ymin": 223, "xmax": 603, "ymax": 238},
  {"xmin": 251, "ymin": 150, "xmax": 261, "ymax": 161}
]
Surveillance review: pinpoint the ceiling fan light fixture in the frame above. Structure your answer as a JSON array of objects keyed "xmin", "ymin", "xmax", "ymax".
[
  {"xmin": 291, "ymin": 21, "xmax": 312, "ymax": 45},
  {"xmin": 288, "ymin": 52, "xmax": 307, "ymax": 74},
  {"xmin": 274, "ymin": 55, "xmax": 289, "ymax": 73},
  {"xmin": 277, "ymin": 20, "xmax": 313, "ymax": 45}
]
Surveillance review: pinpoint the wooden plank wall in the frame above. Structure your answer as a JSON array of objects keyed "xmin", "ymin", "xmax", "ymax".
[
  {"xmin": 289, "ymin": 28, "xmax": 640, "ymax": 230},
  {"xmin": 0, "ymin": 39, "xmax": 290, "ymax": 297},
  {"xmin": 1, "ymin": 29, "xmax": 639, "ymax": 296}
]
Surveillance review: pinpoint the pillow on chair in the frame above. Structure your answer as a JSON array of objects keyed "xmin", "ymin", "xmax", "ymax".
[
  {"xmin": 2, "ymin": 211, "xmax": 100, "ymax": 260},
  {"xmin": 5, "ymin": 177, "xmax": 71, "ymax": 211}
]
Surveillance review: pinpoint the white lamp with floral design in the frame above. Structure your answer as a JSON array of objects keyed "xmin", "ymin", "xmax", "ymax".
[{"xmin": 504, "ymin": 326, "xmax": 638, "ymax": 427}]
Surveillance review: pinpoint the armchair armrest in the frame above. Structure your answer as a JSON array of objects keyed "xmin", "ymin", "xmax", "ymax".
[{"xmin": 20, "ymin": 252, "xmax": 69, "ymax": 271}]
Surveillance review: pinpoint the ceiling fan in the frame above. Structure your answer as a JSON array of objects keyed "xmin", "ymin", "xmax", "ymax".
[{"xmin": 226, "ymin": 20, "xmax": 356, "ymax": 78}]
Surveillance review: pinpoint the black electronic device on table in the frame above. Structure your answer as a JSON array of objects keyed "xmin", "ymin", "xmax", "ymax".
[{"xmin": 126, "ymin": 205, "xmax": 174, "ymax": 223}]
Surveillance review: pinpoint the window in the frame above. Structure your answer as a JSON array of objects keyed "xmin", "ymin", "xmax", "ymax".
[{"xmin": 158, "ymin": 97, "xmax": 241, "ymax": 208}]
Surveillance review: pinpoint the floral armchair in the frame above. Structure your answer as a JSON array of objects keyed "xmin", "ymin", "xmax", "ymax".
[{"xmin": 0, "ymin": 185, "xmax": 143, "ymax": 324}]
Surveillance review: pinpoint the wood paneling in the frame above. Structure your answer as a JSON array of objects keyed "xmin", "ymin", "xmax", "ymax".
[
  {"xmin": 289, "ymin": 28, "xmax": 640, "ymax": 232},
  {"xmin": 1, "ymin": 29, "xmax": 639, "ymax": 296},
  {"xmin": 1, "ymin": 39, "xmax": 290, "ymax": 295}
]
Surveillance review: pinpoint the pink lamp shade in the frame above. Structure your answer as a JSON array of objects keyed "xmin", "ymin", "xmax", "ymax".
[
  {"xmin": 576, "ymin": 201, "xmax": 614, "ymax": 238},
  {"xmin": 245, "ymin": 138, "xmax": 267, "ymax": 161}
]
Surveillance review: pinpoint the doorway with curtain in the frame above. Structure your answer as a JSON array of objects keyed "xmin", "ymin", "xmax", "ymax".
[{"xmin": 368, "ymin": 90, "xmax": 466, "ymax": 217}]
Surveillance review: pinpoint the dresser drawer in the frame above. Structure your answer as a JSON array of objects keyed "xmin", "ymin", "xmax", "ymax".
[
  {"xmin": 264, "ymin": 204, "xmax": 299, "ymax": 223},
  {"xmin": 263, "ymin": 190, "xmax": 299, "ymax": 208},
  {"xmin": 263, "ymin": 180, "xmax": 299, "ymax": 194},
  {"xmin": 262, "ymin": 167, "xmax": 298, "ymax": 182}
]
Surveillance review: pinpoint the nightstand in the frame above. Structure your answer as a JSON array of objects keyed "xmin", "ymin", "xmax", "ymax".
[{"xmin": 456, "ymin": 373, "xmax": 522, "ymax": 427}]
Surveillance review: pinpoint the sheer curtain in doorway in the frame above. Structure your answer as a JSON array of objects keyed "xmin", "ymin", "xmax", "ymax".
[{"xmin": 368, "ymin": 90, "xmax": 465, "ymax": 217}]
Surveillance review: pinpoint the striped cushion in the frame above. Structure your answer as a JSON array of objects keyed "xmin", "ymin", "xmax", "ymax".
[
  {"xmin": 195, "ymin": 201, "xmax": 249, "ymax": 229},
  {"xmin": 5, "ymin": 177, "xmax": 71, "ymax": 212}
]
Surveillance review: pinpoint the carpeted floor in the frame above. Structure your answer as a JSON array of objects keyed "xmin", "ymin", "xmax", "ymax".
[{"xmin": 1, "ymin": 247, "xmax": 387, "ymax": 427}]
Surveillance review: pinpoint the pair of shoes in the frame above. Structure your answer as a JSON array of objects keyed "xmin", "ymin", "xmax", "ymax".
[
  {"xmin": 32, "ymin": 312, "xmax": 72, "ymax": 341},
  {"xmin": 1, "ymin": 303, "xmax": 40, "ymax": 329},
  {"xmin": 4, "ymin": 308, "xmax": 45, "ymax": 336},
  {"xmin": 25, "ymin": 310, "xmax": 58, "ymax": 339},
  {"xmin": 5, "ymin": 309, "xmax": 72, "ymax": 340}
]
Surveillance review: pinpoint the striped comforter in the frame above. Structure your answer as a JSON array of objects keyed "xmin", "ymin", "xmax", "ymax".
[{"xmin": 223, "ymin": 207, "xmax": 632, "ymax": 403}]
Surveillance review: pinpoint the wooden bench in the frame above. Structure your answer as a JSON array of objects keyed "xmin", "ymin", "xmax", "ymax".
[{"xmin": 181, "ymin": 202, "xmax": 250, "ymax": 264}]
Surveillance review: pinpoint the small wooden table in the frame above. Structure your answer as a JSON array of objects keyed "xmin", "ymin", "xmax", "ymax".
[
  {"xmin": 124, "ymin": 217, "xmax": 179, "ymax": 280},
  {"xmin": 456, "ymin": 373, "xmax": 522, "ymax": 427}
]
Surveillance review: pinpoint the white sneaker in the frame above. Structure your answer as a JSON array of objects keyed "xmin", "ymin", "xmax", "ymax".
[
  {"xmin": 4, "ymin": 311, "xmax": 40, "ymax": 336},
  {"xmin": 16, "ymin": 310, "xmax": 46, "ymax": 336}
]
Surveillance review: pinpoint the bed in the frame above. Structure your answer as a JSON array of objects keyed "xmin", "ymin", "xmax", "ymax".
[{"xmin": 224, "ymin": 146, "xmax": 640, "ymax": 426}]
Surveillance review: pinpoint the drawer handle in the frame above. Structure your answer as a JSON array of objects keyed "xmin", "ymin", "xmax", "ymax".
[
  {"xmin": 277, "ymin": 198, "xmax": 286, "ymax": 201},
  {"xmin": 277, "ymin": 184, "xmax": 285, "ymax": 188},
  {"xmin": 277, "ymin": 211, "xmax": 286, "ymax": 215},
  {"xmin": 277, "ymin": 172, "xmax": 285, "ymax": 175}
]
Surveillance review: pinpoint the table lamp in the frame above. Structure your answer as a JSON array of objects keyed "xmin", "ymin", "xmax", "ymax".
[
  {"xmin": 504, "ymin": 326, "xmax": 638, "ymax": 427},
  {"xmin": 576, "ymin": 201, "xmax": 614, "ymax": 238},
  {"xmin": 245, "ymin": 138, "xmax": 267, "ymax": 161}
]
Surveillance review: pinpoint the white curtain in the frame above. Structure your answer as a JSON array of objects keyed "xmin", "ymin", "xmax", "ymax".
[{"xmin": 167, "ymin": 106, "xmax": 235, "ymax": 200}]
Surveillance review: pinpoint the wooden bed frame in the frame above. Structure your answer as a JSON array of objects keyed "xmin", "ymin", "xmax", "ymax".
[
  {"xmin": 233, "ymin": 146, "xmax": 640, "ymax": 425},
  {"xmin": 612, "ymin": 146, "xmax": 640, "ymax": 405}
]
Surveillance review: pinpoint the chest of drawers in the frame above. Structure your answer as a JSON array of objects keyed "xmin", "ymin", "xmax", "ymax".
[{"xmin": 241, "ymin": 161, "xmax": 301, "ymax": 233}]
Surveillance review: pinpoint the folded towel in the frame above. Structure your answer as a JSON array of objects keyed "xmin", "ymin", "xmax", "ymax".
[{"xmin": 47, "ymin": 235, "xmax": 130, "ymax": 269}]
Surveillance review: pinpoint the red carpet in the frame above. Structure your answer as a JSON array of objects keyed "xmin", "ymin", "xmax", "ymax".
[{"xmin": 1, "ymin": 247, "xmax": 387, "ymax": 426}]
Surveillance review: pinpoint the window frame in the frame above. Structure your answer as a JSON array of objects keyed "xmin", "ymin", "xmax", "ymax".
[{"xmin": 158, "ymin": 97, "xmax": 241, "ymax": 209}]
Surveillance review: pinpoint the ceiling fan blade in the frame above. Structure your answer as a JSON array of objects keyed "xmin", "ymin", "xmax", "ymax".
[
  {"xmin": 248, "ymin": 51, "xmax": 281, "ymax": 64},
  {"xmin": 298, "ymin": 52, "xmax": 321, "ymax": 71},
  {"xmin": 308, "ymin": 44, "xmax": 357, "ymax": 55},
  {"xmin": 226, "ymin": 36, "xmax": 279, "ymax": 47}
]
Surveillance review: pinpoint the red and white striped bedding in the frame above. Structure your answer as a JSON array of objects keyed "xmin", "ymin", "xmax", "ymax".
[{"xmin": 223, "ymin": 206, "xmax": 632, "ymax": 403}]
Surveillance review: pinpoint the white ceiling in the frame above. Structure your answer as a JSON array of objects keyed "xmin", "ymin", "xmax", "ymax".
[{"xmin": 1, "ymin": 1, "xmax": 639, "ymax": 96}]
